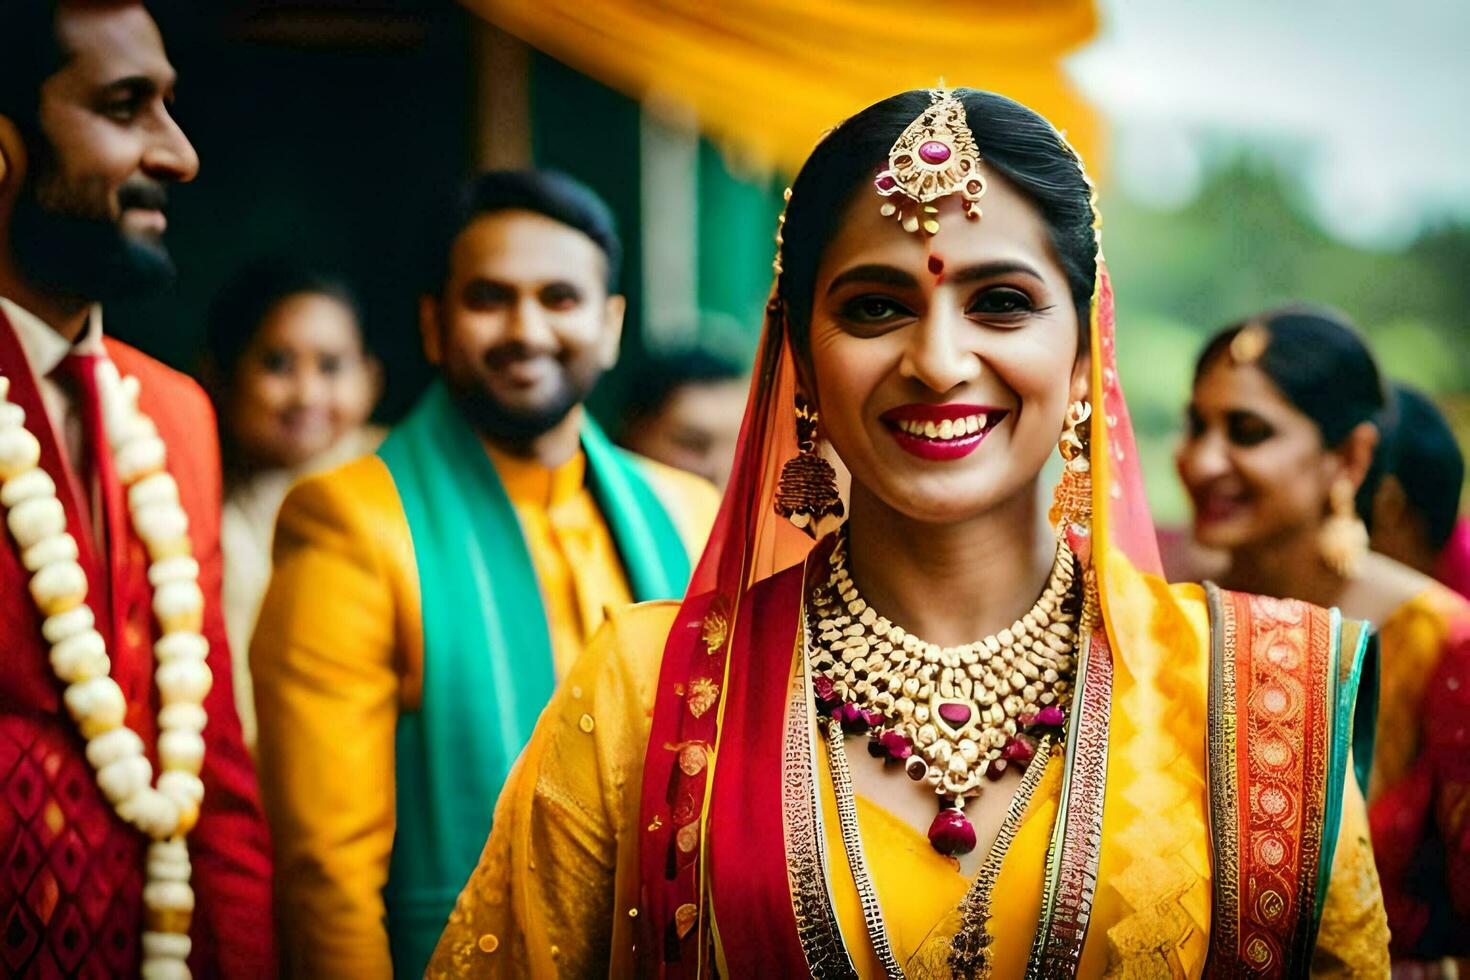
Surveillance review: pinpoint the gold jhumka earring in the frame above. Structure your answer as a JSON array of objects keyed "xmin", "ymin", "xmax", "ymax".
[
  {"xmin": 774, "ymin": 394, "xmax": 844, "ymax": 539},
  {"xmin": 1050, "ymin": 400, "xmax": 1094, "ymax": 556},
  {"xmin": 1319, "ymin": 476, "xmax": 1367, "ymax": 576}
]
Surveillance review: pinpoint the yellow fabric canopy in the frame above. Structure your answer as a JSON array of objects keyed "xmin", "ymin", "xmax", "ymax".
[{"xmin": 461, "ymin": 0, "xmax": 1102, "ymax": 176}]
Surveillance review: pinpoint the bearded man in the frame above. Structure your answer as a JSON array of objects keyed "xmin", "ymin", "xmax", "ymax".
[
  {"xmin": 0, "ymin": 2, "xmax": 272, "ymax": 976},
  {"xmin": 251, "ymin": 170, "xmax": 718, "ymax": 978}
]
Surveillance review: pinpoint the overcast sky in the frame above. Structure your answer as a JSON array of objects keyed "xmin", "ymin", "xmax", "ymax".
[{"xmin": 1069, "ymin": 0, "xmax": 1470, "ymax": 245}]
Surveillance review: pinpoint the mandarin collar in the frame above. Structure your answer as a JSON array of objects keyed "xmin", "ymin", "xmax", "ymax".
[{"xmin": 483, "ymin": 440, "xmax": 587, "ymax": 509}]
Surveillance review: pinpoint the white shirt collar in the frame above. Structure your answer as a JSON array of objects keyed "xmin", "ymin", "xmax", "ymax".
[{"xmin": 0, "ymin": 297, "xmax": 105, "ymax": 377}]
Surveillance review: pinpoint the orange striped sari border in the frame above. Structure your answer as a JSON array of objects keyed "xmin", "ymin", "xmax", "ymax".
[{"xmin": 1204, "ymin": 585, "xmax": 1336, "ymax": 977}]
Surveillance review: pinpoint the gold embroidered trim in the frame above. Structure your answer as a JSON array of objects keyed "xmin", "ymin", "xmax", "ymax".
[
  {"xmin": 1025, "ymin": 614, "xmax": 1113, "ymax": 978},
  {"xmin": 1206, "ymin": 582, "xmax": 1243, "ymax": 961},
  {"xmin": 784, "ymin": 608, "xmax": 860, "ymax": 979},
  {"xmin": 825, "ymin": 716, "xmax": 905, "ymax": 979}
]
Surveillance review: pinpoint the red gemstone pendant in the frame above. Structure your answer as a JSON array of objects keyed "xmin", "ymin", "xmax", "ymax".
[
  {"xmin": 933, "ymin": 698, "xmax": 979, "ymax": 738},
  {"xmin": 937, "ymin": 702, "xmax": 972, "ymax": 726},
  {"xmin": 928, "ymin": 807, "xmax": 977, "ymax": 856}
]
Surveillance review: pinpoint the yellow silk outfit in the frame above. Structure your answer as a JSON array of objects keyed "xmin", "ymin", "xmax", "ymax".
[
  {"xmin": 430, "ymin": 590, "xmax": 1387, "ymax": 978},
  {"xmin": 251, "ymin": 437, "xmax": 717, "ymax": 977},
  {"xmin": 429, "ymin": 89, "xmax": 1388, "ymax": 978}
]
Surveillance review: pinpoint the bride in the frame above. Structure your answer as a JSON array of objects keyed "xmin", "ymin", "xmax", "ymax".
[{"xmin": 429, "ymin": 87, "xmax": 1388, "ymax": 977}]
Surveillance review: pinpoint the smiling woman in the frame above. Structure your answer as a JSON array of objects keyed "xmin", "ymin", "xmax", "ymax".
[
  {"xmin": 1178, "ymin": 308, "xmax": 1470, "ymax": 967},
  {"xmin": 429, "ymin": 89, "xmax": 1390, "ymax": 978},
  {"xmin": 202, "ymin": 257, "xmax": 383, "ymax": 745}
]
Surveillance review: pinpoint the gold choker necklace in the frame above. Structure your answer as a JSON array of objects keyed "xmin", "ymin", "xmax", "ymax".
[{"xmin": 807, "ymin": 526, "xmax": 1080, "ymax": 855}]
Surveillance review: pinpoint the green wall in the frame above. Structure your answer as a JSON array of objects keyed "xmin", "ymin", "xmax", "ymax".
[{"xmin": 107, "ymin": 4, "xmax": 475, "ymax": 421}]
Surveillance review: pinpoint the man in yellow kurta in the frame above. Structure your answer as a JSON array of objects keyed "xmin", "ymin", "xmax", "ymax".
[{"xmin": 249, "ymin": 170, "xmax": 718, "ymax": 978}]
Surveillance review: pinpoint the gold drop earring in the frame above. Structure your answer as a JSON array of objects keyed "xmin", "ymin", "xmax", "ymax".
[
  {"xmin": 1319, "ymin": 476, "xmax": 1368, "ymax": 577},
  {"xmin": 773, "ymin": 393, "xmax": 844, "ymax": 539}
]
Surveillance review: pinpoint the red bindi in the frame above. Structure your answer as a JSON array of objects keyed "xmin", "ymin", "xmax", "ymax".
[{"xmin": 927, "ymin": 254, "xmax": 945, "ymax": 284}]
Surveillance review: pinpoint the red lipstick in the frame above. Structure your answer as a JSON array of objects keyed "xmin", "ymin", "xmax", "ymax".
[
  {"xmin": 1192, "ymin": 488, "xmax": 1248, "ymax": 525},
  {"xmin": 879, "ymin": 403, "xmax": 1007, "ymax": 461}
]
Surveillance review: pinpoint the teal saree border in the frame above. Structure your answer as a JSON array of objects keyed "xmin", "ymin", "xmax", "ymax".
[{"xmin": 1310, "ymin": 613, "xmax": 1374, "ymax": 941}]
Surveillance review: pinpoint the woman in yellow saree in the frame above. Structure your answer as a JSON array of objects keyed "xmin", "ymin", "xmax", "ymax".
[
  {"xmin": 430, "ymin": 88, "xmax": 1389, "ymax": 978},
  {"xmin": 1177, "ymin": 310, "xmax": 1470, "ymax": 969}
]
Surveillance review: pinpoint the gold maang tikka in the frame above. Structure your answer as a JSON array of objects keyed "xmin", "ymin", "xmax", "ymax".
[
  {"xmin": 1229, "ymin": 323, "xmax": 1270, "ymax": 365},
  {"xmin": 874, "ymin": 88, "xmax": 987, "ymax": 235}
]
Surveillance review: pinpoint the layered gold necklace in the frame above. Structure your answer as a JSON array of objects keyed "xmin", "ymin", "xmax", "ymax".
[{"xmin": 807, "ymin": 525, "xmax": 1081, "ymax": 855}]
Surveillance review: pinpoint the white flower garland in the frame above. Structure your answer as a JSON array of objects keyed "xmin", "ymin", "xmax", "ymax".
[{"xmin": 0, "ymin": 364, "xmax": 210, "ymax": 980}]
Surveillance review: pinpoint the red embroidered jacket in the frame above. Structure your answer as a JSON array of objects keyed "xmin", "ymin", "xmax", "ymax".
[{"xmin": 0, "ymin": 312, "xmax": 274, "ymax": 977}]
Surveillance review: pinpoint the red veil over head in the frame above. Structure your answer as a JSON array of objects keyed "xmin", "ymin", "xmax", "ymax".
[{"xmin": 634, "ymin": 92, "xmax": 1161, "ymax": 975}]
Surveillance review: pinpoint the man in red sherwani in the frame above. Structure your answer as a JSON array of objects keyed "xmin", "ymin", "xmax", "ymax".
[{"xmin": 0, "ymin": 3, "xmax": 273, "ymax": 975}]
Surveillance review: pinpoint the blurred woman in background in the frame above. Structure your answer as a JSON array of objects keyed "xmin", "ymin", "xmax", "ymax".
[
  {"xmin": 1372, "ymin": 384, "xmax": 1465, "ymax": 576},
  {"xmin": 204, "ymin": 258, "xmax": 383, "ymax": 749},
  {"xmin": 1177, "ymin": 307, "xmax": 1470, "ymax": 969},
  {"xmin": 1371, "ymin": 383, "xmax": 1470, "ymax": 601},
  {"xmin": 617, "ymin": 347, "xmax": 748, "ymax": 490}
]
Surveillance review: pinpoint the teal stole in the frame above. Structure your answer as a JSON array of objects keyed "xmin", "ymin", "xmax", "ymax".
[{"xmin": 376, "ymin": 382, "xmax": 692, "ymax": 976}]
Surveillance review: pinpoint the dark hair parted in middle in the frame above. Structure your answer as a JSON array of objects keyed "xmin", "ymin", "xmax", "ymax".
[
  {"xmin": 777, "ymin": 88, "xmax": 1098, "ymax": 356},
  {"xmin": 422, "ymin": 170, "xmax": 622, "ymax": 295},
  {"xmin": 1195, "ymin": 304, "xmax": 1390, "ymax": 523}
]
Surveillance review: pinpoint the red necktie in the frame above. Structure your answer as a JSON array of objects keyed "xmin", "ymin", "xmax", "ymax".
[
  {"xmin": 54, "ymin": 351, "xmax": 130, "ymax": 645},
  {"xmin": 54, "ymin": 351, "xmax": 123, "ymax": 529}
]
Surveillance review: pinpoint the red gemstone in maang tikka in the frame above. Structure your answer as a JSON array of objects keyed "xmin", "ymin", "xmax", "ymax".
[
  {"xmin": 1034, "ymin": 705, "xmax": 1066, "ymax": 728},
  {"xmin": 918, "ymin": 140, "xmax": 952, "ymax": 165},
  {"xmin": 1064, "ymin": 523, "xmax": 1092, "ymax": 567}
]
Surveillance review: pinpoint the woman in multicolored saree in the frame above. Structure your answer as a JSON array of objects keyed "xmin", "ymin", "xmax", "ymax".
[
  {"xmin": 1177, "ymin": 310, "xmax": 1470, "ymax": 969},
  {"xmin": 430, "ymin": 89, "xmax": 1389, "ymax": 978}
]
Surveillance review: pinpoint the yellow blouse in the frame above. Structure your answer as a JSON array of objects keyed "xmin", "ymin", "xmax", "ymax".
[
  {"xmin": 251, "ymin": 448, "xmax": 717, "ymax": 978},
  {"xmin": 429, "ymin": 589, "xmax": 1389, "ymax": 978}
]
